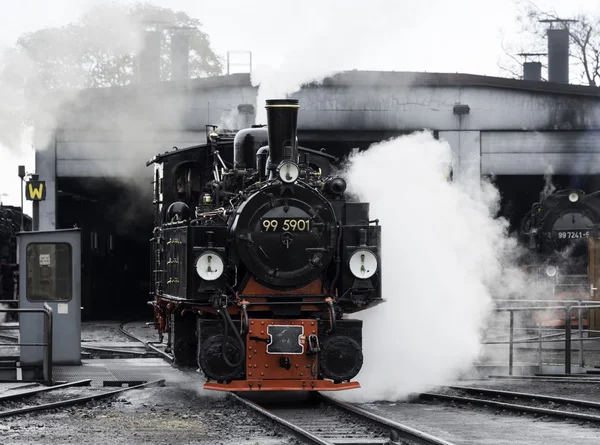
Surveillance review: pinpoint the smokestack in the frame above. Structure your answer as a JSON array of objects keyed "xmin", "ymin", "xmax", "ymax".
[
  {"xmin": 547, "ymin": 28, "xmax": 569, "ymax": 83},
  {"xmin": 265, "ymin": 99, "xmax": 299, "ymax": 169},
  {"xmin": 138, "ymin": 31, "xmax": 161, "ymax": 83},
  {"xmin": 237, "ymin": 104, "xmax": 255, "ymax": 128},
  {"xmin": 171, "ymin": 33, "xmax": 190, "ymax": 81},
  {"xmin": 523, "ymin": 61, "xmax": 542, "ymax": 81}
]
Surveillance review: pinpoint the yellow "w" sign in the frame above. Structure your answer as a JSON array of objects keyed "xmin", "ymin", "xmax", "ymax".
[{"xmin": 26, "ymin": 181, "xmax": 46, "ymax": 201}]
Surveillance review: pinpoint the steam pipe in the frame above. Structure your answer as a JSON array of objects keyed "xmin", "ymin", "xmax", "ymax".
[
  {"xmin": 218, "ymin": 307, "xmax": 245, "ymax": 368},
  {"xmin": 329, "ymin": 222, "xmax": 343, "ymax": 297},
  {"xmin": 212, "ymin": 182, "xmax": 221, "ymax": 207},
  {"xmin": 325, "ymin": 297, "xmax": 336, "ymax": 334},
  {"xmin": 239, "ymin": 301, "xmax": 249, "ymax": 336}
]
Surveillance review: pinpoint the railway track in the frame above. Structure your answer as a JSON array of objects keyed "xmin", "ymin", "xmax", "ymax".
[
  {"xmin": 419, "ymin": 384, "xmax": 600, "ymax": 424},
  {"xmin": 488, "ymin": 374, "xmax": 600, "ymax": 384},
  {"xmin": 118, "ymin": 322, "xmax": 457, "ymax": 444},
  {"xmin": 0, "ymin": 378, "xmax": 164, "ymax": 418},
  {"xmin": 117, "ymin": 322, "xmax": 174, "ymax": 362},
  {"xmin": 231, "ymin": 392, "xmax": 457, "ymax": 445}
]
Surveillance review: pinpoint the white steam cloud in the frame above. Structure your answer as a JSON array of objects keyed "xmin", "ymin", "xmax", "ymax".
[
  {"xmin": 249, "ymin": 0, "xmax": 424, "ymax": 124},
  {"xmin": 0, "ymin": 2, "xmax": 147, "ymax": 209},
  {"xmin": 247, "ymin": 0, "xmax": 516, "ymax": 124},
  {"xmin": 224, "ymin": 0, "xmax": 552, "ymax": 400},
  {"xmin": 542, "ymin": 165, "xmax": 557, "ymax": 198},
  {"xmin": 331, "ymin": 131, "xmax": 547, "ymax": 402}
]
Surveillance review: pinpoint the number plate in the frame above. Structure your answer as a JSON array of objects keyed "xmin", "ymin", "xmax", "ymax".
[
  {"xmin": 266, "ymin": 325, "xmax": 304, "ymax": 354},
  {"xmin": 555, "ymin": 230, "xmax": 591, "ymax": 240},
  {"xmin": 261, "ymin": 218, "xmax": 311, "ymax": 232}
]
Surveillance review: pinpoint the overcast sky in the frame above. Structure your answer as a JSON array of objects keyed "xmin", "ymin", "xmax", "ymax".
[
  {"xmin": 0, "ymin": 0, "xmax": 596, "ymax": 75},
  {"xmin": 0, "ymin": 0, "xmax": 597, "ymax": 210}
]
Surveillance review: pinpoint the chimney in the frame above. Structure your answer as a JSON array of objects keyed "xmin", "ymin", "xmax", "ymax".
[
  {"xmin": 265, "ymin": 99, "xmax": 299, "ymax": 169},
  {"xmin": 171, "ymin": 33, "xmax": 190, "ymax": 81},
  {"xmin": 547, "ymin": 28, "xmax": 569, "ymax": 83},
  {"xmin": 237, "ymin": 104, "xmax": 255, "ymax": 128},
  {"xmin": 523, "ymin": 61, "xmax": 542, "ymax": 81},
  {"xmin": 138, "ymin": 31, "xmax": 162, "ymax": 83}
]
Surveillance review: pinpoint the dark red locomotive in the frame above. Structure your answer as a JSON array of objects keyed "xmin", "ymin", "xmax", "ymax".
[{"xmin": 147, "ymin": 99, "xmax": 383, "ymax": 391}]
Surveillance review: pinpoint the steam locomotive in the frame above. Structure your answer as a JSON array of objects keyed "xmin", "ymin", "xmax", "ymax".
[
  {"xmin": 146, "ymin": 99, "xmax": 383, "ymax": 391},
  {"xmin": 520, "ymin": 188, "xmax": 600, "ymax": 326},
  {"xmin": 0, "ymin": 205, "xmax": 30, "ymax": 302}
]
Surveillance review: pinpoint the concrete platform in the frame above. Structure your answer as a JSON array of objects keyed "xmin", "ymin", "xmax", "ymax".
[{"xmin": 53, "ymin": 358, "xmax": 193, "ymax": 387}]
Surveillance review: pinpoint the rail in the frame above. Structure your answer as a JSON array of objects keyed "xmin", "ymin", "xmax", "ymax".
[
  {"xmin": 484, "ymin": 299, "xmax": 600, "ymax": 376},
  {"xmin": 0, "ymin": 303, "xmax": 53, "ymax": 384}
]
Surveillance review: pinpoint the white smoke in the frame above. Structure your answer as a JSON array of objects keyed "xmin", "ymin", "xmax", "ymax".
[
  {"xmin": 246, "ymin": 0, "xmax": 517, "ymax": 124},
  {"xmin": 218, "ymin": 108, "xmax": 248, "ymax": 131},
  {"xmin": 0, "ymin": 2, "xmax": 144, "ymax": 209},
  {"xmin": 542, "ymin": 165, "xmax": 557, "ymax": 197},
  {"xmin": 250, "ymin": 0, "xmax": 391, "ymax": 121},
  {"xmin": 330, "ymin": 131, "xmax": 545, "ymax": 402}
]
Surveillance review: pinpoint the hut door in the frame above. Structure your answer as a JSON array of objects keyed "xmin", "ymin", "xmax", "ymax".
[{"xmin": 588, "ymin": 230, "xmax": 600, "ymax": 334}]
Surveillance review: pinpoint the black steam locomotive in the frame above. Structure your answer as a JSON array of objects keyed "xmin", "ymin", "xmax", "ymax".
[
  {"xmin": 520, "ymin": 188, "xmax": 599, "ymax": 324},
  {"xmin": 147, "ymin": 99, "xmax": 383, "ymax": 391},
  {"xmin": 0, "ymin": 205, "xmax": 30, "ymax": 304}
]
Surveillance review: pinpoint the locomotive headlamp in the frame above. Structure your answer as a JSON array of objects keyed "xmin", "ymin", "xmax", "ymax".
[
  {"xmin": 569, "ymin": 192, "xmax": 579, "ymax": 203},
  {"xmin": 349, "ymin": 249, "xmax": 378, "ymax": 279},
  {"xmin": 277, "ymin": 160, "xmax": 300, "ymax": 184},
  {"xmin": 545, "ymin": 265, "xmax": 557, "ymax": 277},
  {"xmin": 195, "ymin": 251, "xmax": 224, "ymax": 281}
]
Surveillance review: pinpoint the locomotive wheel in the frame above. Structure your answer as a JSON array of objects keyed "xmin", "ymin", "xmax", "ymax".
[
  {"xmin": 319, "ymin": 336, "xmax": 363, "ymax": 382},
  {"xmin": 198, "ymin": 334, "xmax": 244, "ymax": 382},
  {"xmin": 173, "ymin": 336, "xmax": 198, "ymax": 367}
]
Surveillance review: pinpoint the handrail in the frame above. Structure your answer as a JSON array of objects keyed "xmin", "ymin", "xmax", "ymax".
[
  {"xmin": 484, "ymin": 301, "xmax": 600, "ymax": 376},
  {"xmin": 0, "ymin": 303, "xmax": 53, "ymax": 384}
]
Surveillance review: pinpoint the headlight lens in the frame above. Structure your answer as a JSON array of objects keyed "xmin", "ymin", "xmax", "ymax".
[
  {"xmin": 569, "ymin": 192, "xmax": 579, "ymax": 203},
  {"xmin": 278, "ymin": 160, "xmax": 300, "ymax": 184},
  {"xmin": 349, "ymin": 249, "xmax": 378, "ymax": 279},
  {"xmin": 195, "ymin": 252, "xmax": 224, "ymax": 281},
  {"xmin": 545, "ymin": 265, "xmax": 557, "ymax": 277}
]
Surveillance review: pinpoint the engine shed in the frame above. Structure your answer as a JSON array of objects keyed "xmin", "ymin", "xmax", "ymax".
[{"xmin": 32, "ymin": 70, "xmax": 600, "ymax": 320}]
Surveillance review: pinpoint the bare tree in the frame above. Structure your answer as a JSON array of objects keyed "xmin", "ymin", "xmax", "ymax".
[{"xmin": 499, "ymin": 0, "xmax": 600, "ymax": 86}]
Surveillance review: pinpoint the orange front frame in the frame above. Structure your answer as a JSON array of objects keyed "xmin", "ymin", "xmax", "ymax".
[
  {"xmin": 202, "ymin": 317, "xmax": 361, "ymax": 392},
  {"xmin": 204, "ymin": 380, "xmax": 360, "ymax": 392}
]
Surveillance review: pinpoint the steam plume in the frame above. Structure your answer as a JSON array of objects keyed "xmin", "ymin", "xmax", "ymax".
[
  {"xmin": 330, "ymin": 131, "xmax": 548, "ymax": 402},
  {"xmin": 542, "ymin": 166, "xmax": 557, "ymax": 198},
  {"xmin": 0, "ymin": 3, "xmax": 149, "ymax": 208},
  {"xmin": 250, "ymin": 0, "xmax": 423, "ymax": 124}
]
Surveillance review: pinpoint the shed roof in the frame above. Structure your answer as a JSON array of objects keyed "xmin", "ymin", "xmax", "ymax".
[{"xmin": 45, "ymin": 70, "xmax": 600, "ymax": 101}]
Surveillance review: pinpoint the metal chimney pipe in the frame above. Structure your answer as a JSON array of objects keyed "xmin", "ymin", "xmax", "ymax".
[
  {"xmin": 523, "ymin": 61, "xmax": 542, "ymax": 81},
  {"xmin": 237, "ymin": 104, "xmax": 255, "ymax": 129},
  {"xmin": 547, "ymin": 28, "xmax": 569, "ymax": 83},
  {"xmin": 138, "ymin": 31, "xmax": 161, "ymax": 83},
  {"xmin": 265, "ymin": 99, "xmax": 299, "ymax": 169},
  {"xmin": 171, "ymin": 33, "xmax": 190, "ymax": 81}
]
